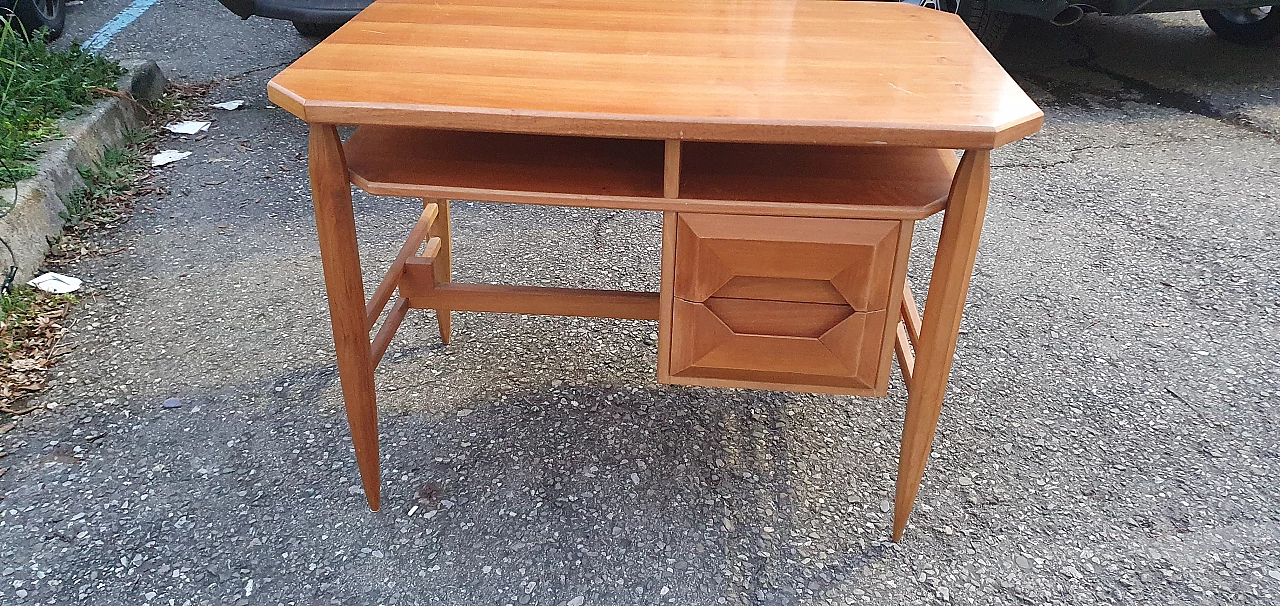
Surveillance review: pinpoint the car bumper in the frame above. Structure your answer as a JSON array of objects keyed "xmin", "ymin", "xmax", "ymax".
[
  {"xmin": 992, "ymin": 0, "xmax": 1274, "ymax": 20},
  {"xmin": 216, "ymin": 0, "xmax": 370, "ymax": 23}
]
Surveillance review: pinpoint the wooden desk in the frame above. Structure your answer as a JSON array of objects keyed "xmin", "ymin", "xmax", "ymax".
[{"xmin": 269, "ymin": 0, "xmax": 1042, "ymax": 542}]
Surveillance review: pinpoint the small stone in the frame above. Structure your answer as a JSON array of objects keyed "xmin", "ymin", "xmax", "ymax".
[
  {"xmin": 567, "ymin": 597, "xmax": 584, "ymax": 606},
  {"xmin": 371, "ymin": 550, "xmax": 384, "ymax": 558},
  {"xmin": 661, "ymin": 586, "xmax": 670, "ymax": 595},
  {"xmin": 1269, "ymin": 570, "xmax": 1280, "ymax": 581},
  {"xmin": 879, "ymin": 501, "xmax": 891, "ymax": 513},
  {"xmin": 162, "ymin": 398, "xmax": 183, "ymax": 409},
  {"xmin": 956, "ymin": 476, "xmax": 973, "ymax": 486},
  {"xmin": 1015, "ymin": 556, "xmax": 1030, "ymax": 569},
  {"xmin": 456, "ymin": 409, "xmax": 473, "ymax": 417},
  {"xmin": 16, "ymin": 589, "xmax": 29, "ymax": 598},
  {"xmin": 631, "ymin": 473, "xmax": 640, "ymax": 485}
]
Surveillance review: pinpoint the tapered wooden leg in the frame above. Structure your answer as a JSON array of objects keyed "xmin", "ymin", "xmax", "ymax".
[
  {"xmin": 892, "ymin": 149, "xmax": 991, "ymax": 541},
  {"xmin": 426, "ymin": 198, "xmax": 452, "ymax": 344},
  {"xmin": 310, "ymin": 124, "xmax": 381, "ymax": 511}
]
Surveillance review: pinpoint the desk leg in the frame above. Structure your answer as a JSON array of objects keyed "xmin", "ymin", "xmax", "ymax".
[
  {"xmin": 425, "ymin": 198, "xmax": 452, "ymax": 344},
  {"xmin": 892, "ymin": 149, "xmax": 990, "ymax": 541},
  {"xmin": 310, "ymin": 124, "xmax": 381, "ymax": 511}
]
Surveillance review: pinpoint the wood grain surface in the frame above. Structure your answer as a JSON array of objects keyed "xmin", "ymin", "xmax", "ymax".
[
  {"xmin": 672, "ymin": 213, "xmax": 901, "ymax": 310},
  {"xmin": 342, "ymin": 126, "xmax": 958, "ymax": 219},
  {"xmin": 270, "ymin": 0, "xmax": 1042, "ymax": 148}
]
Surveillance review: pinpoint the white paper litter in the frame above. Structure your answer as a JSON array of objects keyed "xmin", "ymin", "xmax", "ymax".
[
  {"xmin": 28, "ymin": 272, "xmax": 82, "ymax": 294},
  {"xmin": 151, "ymin": 150, "xmax": 192, "ymax": 166},
  {"xmin": 164, "ymin": 120, "xmax": 210, "ymax": 135},
  {"xmin": 210, "ymin": 100, "xmax": 246, "ymax": 110}
]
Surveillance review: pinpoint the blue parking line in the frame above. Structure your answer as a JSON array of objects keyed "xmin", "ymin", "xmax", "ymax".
[{"xmin": 81, "ymin": 0, "xmax": 162, "ymax": 53}]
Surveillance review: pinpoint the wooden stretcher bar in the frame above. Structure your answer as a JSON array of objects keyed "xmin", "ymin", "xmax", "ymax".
[
  {"xmin": 895, "ymin": 280, "xmax": 923, "ymax": 388},
  {"xmin": 365, "ymin": 203, "xmax": 439, "ymax": 329},
  {"xmin": 399, "ymin": 257, "xmax": 659, "ymax": 320},
  {"xmin": 370, "ymin": 297, "xmax": 410, "ymax": 366}
]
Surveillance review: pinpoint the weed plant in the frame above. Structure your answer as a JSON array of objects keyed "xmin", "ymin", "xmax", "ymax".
[
  {"xmin": 60, "ymin": 145, "xmax": 144, "ymax": 230},
  {"xmin": 0, "ymin": 21, "xmax": 122, "ymax": 188}
]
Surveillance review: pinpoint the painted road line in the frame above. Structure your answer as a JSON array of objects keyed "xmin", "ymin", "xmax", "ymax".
[{"xmin": 81, "ymin": 0, "xmax": 162, "ymax": 53}]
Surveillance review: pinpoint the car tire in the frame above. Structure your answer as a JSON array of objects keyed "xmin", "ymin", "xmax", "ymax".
[
  {"xmin": 10, "ymin": 0, "xmax": 66, "ymax": 40},
  {"xmin": 292, "ymin": 20, "xmax": 341, "ymax": 38},
  {"xmin": 1201, "ymin": 7, "xmax": 1280, "ymax": 44},
  {"xmin": 957, "ymin": 0, "xmax": 1013, "ymax": 49},
  {"xmin": 898, "ymin": 0, "xmax": 1013, "ymax": 50}
]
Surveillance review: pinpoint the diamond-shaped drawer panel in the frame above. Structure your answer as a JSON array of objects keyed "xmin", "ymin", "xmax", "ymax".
[
  {"xmin": 665, "ymin": 213, "xmax": 904, "ymax": 395},
  {"xmin": 669, "ymin": 298, "xmax": 888, "ymax": 391},
  {"xmin": 673, "ymin": 214, "xmax": 900, "ymax": 310}
]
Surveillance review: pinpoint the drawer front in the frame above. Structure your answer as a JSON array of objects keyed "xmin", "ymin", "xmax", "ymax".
[
  {"xmin": 674, "ymin": 213, "xmax": 900, "ymax": 310},
  {"xmin": 669, "ymin": 299, "xmax": 887, "ymax": 391},
  {"xmin": 661, "ymin": 212, "xmax": 909, "ymax": 395}
]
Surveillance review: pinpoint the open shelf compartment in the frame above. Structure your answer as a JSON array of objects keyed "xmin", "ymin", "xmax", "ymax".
[{"xmin": 344, "ymin": 127, "xmax": 955, "ymax": 219}]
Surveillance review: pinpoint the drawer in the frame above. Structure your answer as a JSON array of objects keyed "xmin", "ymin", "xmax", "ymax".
[
  {"xmin": 661, "ymin": 213, "xmax": 911, "ymax": 396},
  {"xmin": 674, "ymin": 213, "xmax": 900, "ymax": 309},
  {"xmin": 669, "ymin": 299, "xmax": 888, "ymax": 391}
]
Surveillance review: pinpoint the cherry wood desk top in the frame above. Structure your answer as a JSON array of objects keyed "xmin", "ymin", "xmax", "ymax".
[{"xmin": 268, "ymin": 0, "xmax": 1042, "ymax": 149}]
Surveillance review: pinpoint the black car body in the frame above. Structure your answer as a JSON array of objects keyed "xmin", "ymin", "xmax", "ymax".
[{"xmin": 216, "ymin": 0, "xmax": 1280, "ymax": 46}]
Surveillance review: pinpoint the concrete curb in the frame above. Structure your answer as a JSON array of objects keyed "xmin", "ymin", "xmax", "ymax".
[{"xmin": 0, "ymin": 59, "xmax": 167, "ymax": 282}]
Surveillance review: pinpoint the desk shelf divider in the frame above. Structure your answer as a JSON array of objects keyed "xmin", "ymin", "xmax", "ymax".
[{"xmin": 664, "ymin": 139, "xmax": 681, "ymax": 199}]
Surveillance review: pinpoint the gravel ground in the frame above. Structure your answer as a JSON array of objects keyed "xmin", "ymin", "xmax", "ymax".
[{"xmin": 1, "ymin": 4, "xmax": 1278, "ymax": 605}]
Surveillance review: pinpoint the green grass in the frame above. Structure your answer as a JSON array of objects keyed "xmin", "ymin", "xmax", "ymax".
[
  {"xmin": 0, "ymin": 285, "xmax": 75, "ymax": 330},
  {"xmin": 60, "ymin": 144, "xmax": 145, "ymax": 230},
  {"xmin": 0, "ymin": 22, "xmax": 124, "ymax": 188}
]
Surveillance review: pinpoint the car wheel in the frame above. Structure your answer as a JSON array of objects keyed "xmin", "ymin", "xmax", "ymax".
[
  {"xmin": 10, "ymin": 0, "xmax": 66, "ymax": 40},
  {"xmin": 1201, "ymin": 7, "xmax": 1280, "ymax": 44},
  {"xmin": 292, "ymin": 20, "xmax": 342, "ymax": 38},
  {"xmin": 899, "ymin": 0, "xmax": 1013, "ymax": 49}
]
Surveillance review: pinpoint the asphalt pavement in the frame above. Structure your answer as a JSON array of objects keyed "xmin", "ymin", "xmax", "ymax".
[{"xmin": 1, "ymin": 3, "xmax": 1277, "ymax": 605}]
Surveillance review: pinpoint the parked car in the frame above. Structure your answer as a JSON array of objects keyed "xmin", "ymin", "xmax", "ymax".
[
  {"xmin": 906, "ymin": 0, "xmax": 1279, "ymax": 47},
  {"xmin": 215, "ymin": 0, "xmax": 1279, "ymax": 47},
  {"xmin": 2, "ymin": 0, "xmax": 66, "ymax": 39},
  {"xmin": 216, "ymin": 0, "xmax": 367, "ymax": 37}
]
